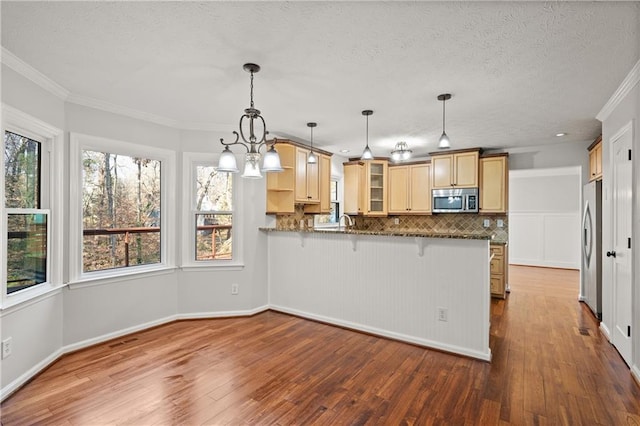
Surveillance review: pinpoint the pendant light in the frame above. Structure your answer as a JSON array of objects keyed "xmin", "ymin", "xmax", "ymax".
[
  {"xmin": 360, "ymin": 110, "xmax": 374, "ymax": 160},
  {"xmin": 307, "ymin": 122, "xmax": 318, "ymax": 164},
  {"xmin": 216, "ymin": 63, "xmax": 283, "ymax": 177},
  {"xmin": 390, "ymin": 141, "xmax": 412, "ymax": 162},
  {"xmin": 437, "ymin": 93, "xmax": 452, "ymax": 149}
]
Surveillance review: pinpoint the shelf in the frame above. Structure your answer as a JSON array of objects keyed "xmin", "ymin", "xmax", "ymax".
[{"xmin": 267, "ymin": 188, "xmax": 294, "ymax": 192}]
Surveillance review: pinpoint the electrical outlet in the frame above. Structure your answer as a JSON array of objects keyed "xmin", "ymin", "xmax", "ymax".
[
  {"xmin": 394, "ymin": 218, "xmax": 400, "ymax": 225},
  {"xmin": 497, "ymin": 219, "xmax": 504, "ymax": 228},
  {"xmin": 231, "ymin": 283, "xmax": 239, "ymax": 295},
  {"xmin": 483, "ymin": 219, "xmax": 490, "ymax": 228},
  {"xmin": 437, "ymin": 307, "xmax": 448, "ymax": 322},
  {"xmin": 2, "ymin": 337, "xmax": 13, "ymax": 359}
]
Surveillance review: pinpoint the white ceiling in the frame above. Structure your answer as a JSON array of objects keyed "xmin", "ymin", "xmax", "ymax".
[{"xmin": 2, "ymin": 1, "xmax": 639, "ymax": 158}]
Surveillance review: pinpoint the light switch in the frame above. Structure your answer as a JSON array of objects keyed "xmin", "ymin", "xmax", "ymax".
[{"xmin": 483, "ymin": 219, "xmax": 490, "ymax": 228}]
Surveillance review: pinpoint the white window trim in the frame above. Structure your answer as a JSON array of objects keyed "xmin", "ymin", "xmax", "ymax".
[
  {"xmin": 1, "ymin": 105, "xmax": 64, "ymax": 310},
  {"xmin": 181, "ymin": 152, "xmax": 244, "ymax": 270},
  {"xmin": 69, "ymin": 132, "xmax": 176, "ymax": 285},
  {"xmin": 314, "ymin": 176, "xmax": 341, "ymax": 229}
]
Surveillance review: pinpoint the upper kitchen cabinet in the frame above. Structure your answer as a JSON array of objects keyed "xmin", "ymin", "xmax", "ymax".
[
  {"xmin": 388, "ymin": 162, "xmax": 431, "ymax": 214},
  {"xmin": 430, "ymin": 149, "xmax": 480, "ymax": 189},
  {"xmin": 344, "ymin": 159, "xmax": 388, "ymax": 216},
  {"xmin": 295, "ymin": 147, "xmax": 319, "ymax": 203},
  {"xmin": 479, "ymin": 153, "xmax": 508, "ymax": 214},
  {"xmin": 588, "ymin": 136, "xmax": 602, "ymax": 182},
  {"xmin": 304, "ymin": 154, "xmax": 332, "ymax": 214},
  {"xmin": 266, "ymin": 139, "xmax": 332, "ymax": 214}
]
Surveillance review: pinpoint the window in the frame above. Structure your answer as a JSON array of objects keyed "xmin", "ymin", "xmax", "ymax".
[
  {"xmin": 81, "ymin": 151, "xmax": 161, "ymax": 272},
  {"xmin": 4, "ymin": 131, "xmax": 48, "ymax": 294},
  {"xmin": 315, "ymin": 179, "xmax": 340, "ymax": 226},
  {"xmin": 182, "ymin": 153, "xmax": 242, "ymax": 269},
  {"xmin": 70, "ymin": 133, "xmax": 175, "ymax": 282},
  {"xmin": 195, "ymin": 165, "xmax": 233, "ymax": 261}
]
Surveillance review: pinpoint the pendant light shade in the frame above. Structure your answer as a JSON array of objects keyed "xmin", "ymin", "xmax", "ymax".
[
  {"xmin": 217, "ymin": 145, "xmax": 239, "ymax": 173},
  {"xmin": 262, "ymin": 145, "xmax": 284, "ymax": 172},
  {"xmin": 241, "ymin": 153, "xmax": 262, "ymax": 178},
  {"xmin": 307, "ymin": 122, "xmax": 318, "ymax": 164},
  {"xmin": 437, "ymin": 93, "xmax": 452, "ymax": 149},
  {"xmin": 361, "ymin": 110, "xmax": 374, "ymax": 160}
]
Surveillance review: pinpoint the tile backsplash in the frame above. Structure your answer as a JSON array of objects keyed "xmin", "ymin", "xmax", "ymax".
[{"xmin": 275, "ymin": 206, "xmax": 508, "ymax": 242}]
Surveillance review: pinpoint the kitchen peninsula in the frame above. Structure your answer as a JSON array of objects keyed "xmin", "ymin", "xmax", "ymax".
[{"xmin": 262, "ymin": 228, "xmax": 494, "ymax": 361}]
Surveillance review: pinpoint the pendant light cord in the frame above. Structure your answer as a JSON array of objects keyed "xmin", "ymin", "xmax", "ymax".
[
  {"xmin": 442, "ymin": 98, "xmax": 446, "ymax": 133},
  {"xmin": 366, "ymin": 114, "xmax": 369, "ymax": 148}
]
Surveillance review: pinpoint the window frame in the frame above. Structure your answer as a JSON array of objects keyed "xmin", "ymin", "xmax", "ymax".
[
  {"xmin": 314, "ymin": 177, "xmax": 341, "ymax": 228},
  {"xmin": 1, "ymin": 105, "xmax": 64, "ymax": 309},
  {"xmin": 181, "ymin": 152, "xmax": 243, "ymax": 270},
  {"xmin": 69, "ymin": 133, "xmax": 176, "ymax": 286}
]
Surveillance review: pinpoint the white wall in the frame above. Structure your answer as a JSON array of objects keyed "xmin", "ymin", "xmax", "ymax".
[
  {"xmin": 268, "ymin": 231, "xmax": 491, "ymax": 360},
  {"xmin": 598, "ymin": 60, "xmax": 639, "ymax": 382},
  {"xmin": 509, "ymin": 167, "xmax": 582, "ymax": 269}
]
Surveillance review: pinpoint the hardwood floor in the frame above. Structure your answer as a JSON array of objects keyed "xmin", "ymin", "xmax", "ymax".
[{"xmin": 2, "ymin": 265, "xmax": 639, "ymax": 425}]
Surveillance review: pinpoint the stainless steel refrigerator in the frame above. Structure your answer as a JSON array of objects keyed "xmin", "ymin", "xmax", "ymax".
[{"xmin": 582, "ymin": 180, "xmax": 602, "ymax": 319}]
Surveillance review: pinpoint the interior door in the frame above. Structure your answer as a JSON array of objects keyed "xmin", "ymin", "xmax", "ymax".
[{"xmin": 610, "ymin": 125, "xmax": 633, "ymax": 366}]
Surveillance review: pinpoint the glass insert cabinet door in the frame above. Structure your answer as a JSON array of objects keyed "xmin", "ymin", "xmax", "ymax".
[{"xmin": 366, "ymin": 161, "xmax": 388, "ymax": 215}]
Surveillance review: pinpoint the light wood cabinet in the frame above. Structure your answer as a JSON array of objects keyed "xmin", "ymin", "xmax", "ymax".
[
  {"xmin": 343, "ymin": 159, "xmax": 388, "ymax": 216},
  {"xmin": 266, "ymin": 140, "xmax": 331, "ymax": 214},
  {"xmin": 588, "ymin": 136, "xmax": 602, "ymax": 181},
  {"xmin": 490, "ymin": 243, "xmax": 508, "ymax": 299},
  {"xmin": 304, "ymin": 154, "xmax": 331, "ymax": 214},
  {"xmin": 479, "ymin": 154, "xmax": 508, "ymax": 214},
  {"xmin": 388, "ymin": 162, "xmax": 431, "ymax": 214},
  {"xmin": 295, "ymin": 147, "xmax": 320, "ymax": 203},
  {"xmin": 431, "ymin": 149, "xmax": 480, "ymax": 189}
]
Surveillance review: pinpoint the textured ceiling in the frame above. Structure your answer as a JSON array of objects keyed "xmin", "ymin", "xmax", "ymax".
[{"xmin": 2, "ymin": 1, "xmax": 639, "ymax": 157}]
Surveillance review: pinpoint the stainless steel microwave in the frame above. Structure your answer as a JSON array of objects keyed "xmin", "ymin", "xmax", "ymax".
[{"xmin": 432, "ymin": 188, "xmax": 479, "ymax": 213}]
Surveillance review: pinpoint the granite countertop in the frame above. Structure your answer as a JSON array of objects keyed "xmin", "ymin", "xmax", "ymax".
[{"xmin": 259, "ymin": 227, "xmax": 507, "ymax": 243}]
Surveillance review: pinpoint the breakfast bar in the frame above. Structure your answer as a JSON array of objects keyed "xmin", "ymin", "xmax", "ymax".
[{"xmin": 262, "ymin": 228, "xmax": 493, "ymax": 361}]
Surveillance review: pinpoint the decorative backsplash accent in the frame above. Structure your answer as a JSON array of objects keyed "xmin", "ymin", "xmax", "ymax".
[{"xmin": 275, "ymin": 206, "xmax": 508, "ymax": 243}]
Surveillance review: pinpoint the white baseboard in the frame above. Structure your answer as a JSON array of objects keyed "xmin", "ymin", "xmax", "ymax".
[
  {"xmin": 269, "ymin": 304, "xmax": 492, "ymax": 362},
  {"xmin": 0, "ymin": 348, "xmax": 64, "ymax": 401},
  {"xmin": 600, "ymin": 321, "xmax": 612, "ymax": 341},
  {"xmin": 177, "ymin": 305, "xmax": 268, "ymax": 320},
  {"xmin": 1, "ymin": 306, "xmax": 268, "ymax": 402},
  {"xmin": 632, "ymin": 364, "xmax": 640, "ymax": 387}
]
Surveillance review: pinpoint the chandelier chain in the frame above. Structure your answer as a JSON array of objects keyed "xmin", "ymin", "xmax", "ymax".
[{"xmin": 249, "ymin": 70, "xmax": 254, "ymax": 109}]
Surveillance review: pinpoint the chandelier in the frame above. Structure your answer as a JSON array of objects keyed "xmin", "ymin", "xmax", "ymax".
[
  {"xmin": 390, "ymin": 141, "xmax": 412, "ymax": 162},
  {"xmin": 216, "ymin": 63, "xmax": 283, "ymax": 178}
]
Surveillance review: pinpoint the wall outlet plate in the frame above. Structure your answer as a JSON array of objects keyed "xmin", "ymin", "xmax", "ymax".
[
  {"xmin": 483, "ymin": 219, "xmax": 490, "ymax": 228},
  {"xmin": 437, "ymin": 307, "xmax": 448, "ymax": 322},
  {"xmin": 497, "ymin": 219, "xmax": 504, "ymax": 228},
  {"xmin": 394, "ymin": 218, "xmax": 400, "ymax": 225},
  {"xmin": 231, "ymin": 284, "xmax": 239, "ymax": 295},
  {"xmin": 2, "ymin": 337, "xmax": 12, "ymax": 359}
]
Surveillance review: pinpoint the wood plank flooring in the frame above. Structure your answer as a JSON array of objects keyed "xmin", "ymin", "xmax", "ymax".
[{"xmin": 2, "ymin": 265, "xmax": 640, "ymax": 425}]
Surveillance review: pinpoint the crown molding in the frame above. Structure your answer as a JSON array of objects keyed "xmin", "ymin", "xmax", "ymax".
[
  {"xmin": 1, "ymin": 47, "xmax": 70, "ymax": 100},
  {"xmin": 597, "ymin": 58, "xmax": 640, "ymax": 122}
]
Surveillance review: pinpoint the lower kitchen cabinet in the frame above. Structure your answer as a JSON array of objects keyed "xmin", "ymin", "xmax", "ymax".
[{"xmin": 490, "ymin": 243, "xmax": 508, "ymax": 299}]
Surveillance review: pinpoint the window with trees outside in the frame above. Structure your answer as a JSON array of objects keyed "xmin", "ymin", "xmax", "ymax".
[
  {"xmin": 194, "ymin": 165, "xmax": 233, "ymax": 261},
  {"xmin": 314, "ymin": 179, "xmax": 340, "ymax": 226},
  {"xmin": 82, "ymin": 150, "xmax": 161, "ymax": 272},
  {"xmin": 4, "ymin": 130, "xmax": 49, "ymax": 294}
]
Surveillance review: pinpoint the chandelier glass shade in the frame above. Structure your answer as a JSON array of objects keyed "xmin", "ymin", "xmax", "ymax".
[{"xmin": 216, "ymin": 63, "xmax": 283, "ymax": 177}]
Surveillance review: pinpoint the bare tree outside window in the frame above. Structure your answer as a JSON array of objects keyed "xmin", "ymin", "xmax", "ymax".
[
  {"xmin": 82, "ymin": 150, "xmax": 161, "ymax": 272},
  {"xmin": 195, "ymin": 166, "xmax": 233, "ymax": 260}
]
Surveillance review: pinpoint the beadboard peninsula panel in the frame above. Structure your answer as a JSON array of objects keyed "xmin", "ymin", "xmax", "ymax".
[{"xmin": 267, "ymin": 231, "xmax": 491, "ymax": 360}]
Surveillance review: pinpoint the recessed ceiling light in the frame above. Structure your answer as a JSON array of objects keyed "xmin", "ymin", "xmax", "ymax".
[
  {"xmin": 340, "ymin": 149, "xmax": 350, "ymax": 153},
  {"xmin": 556, "ymin": 132, "xmax": 567, "ymax": 137}
]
